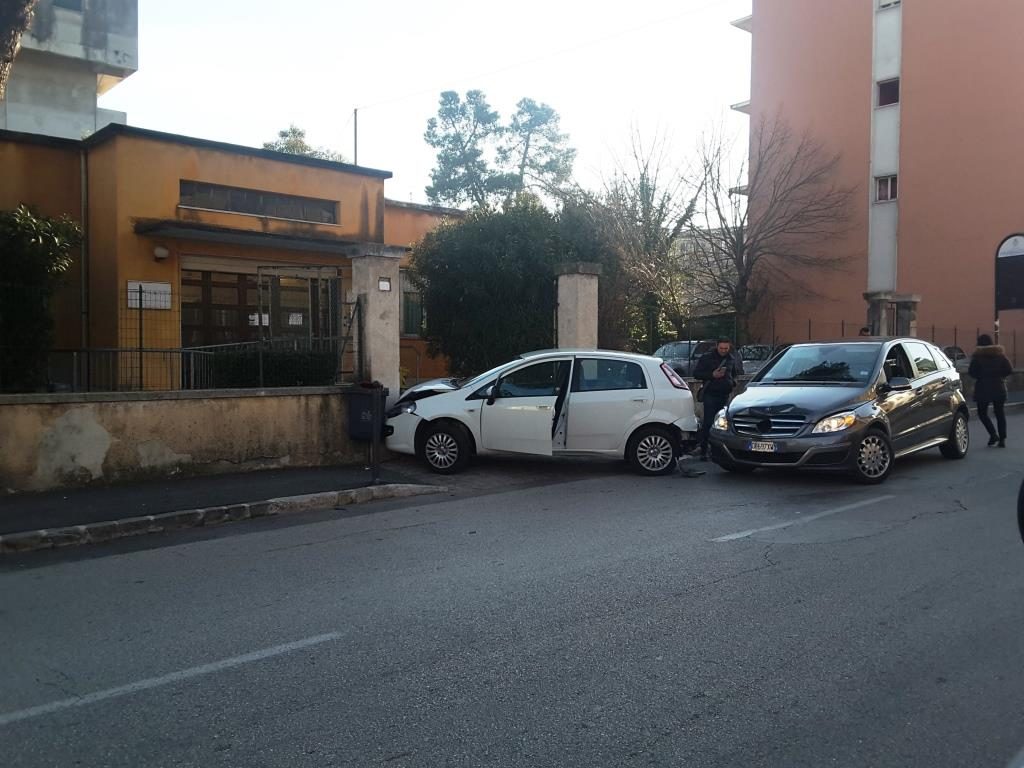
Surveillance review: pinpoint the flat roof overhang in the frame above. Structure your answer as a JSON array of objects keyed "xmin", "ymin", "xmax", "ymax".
[{"xmin": 133, "ymin": 219, "xmax": 408, "ymax": 258}]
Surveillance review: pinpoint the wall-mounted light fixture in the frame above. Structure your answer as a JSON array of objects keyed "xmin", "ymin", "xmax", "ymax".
[{"xmin": 153, "ymin": 245, "xmax": 170, "ymax": 261}]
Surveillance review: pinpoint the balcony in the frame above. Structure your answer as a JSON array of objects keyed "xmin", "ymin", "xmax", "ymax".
[{"xmin": 730, "ymin": 14, "xmax": 752, "ymax": 33}]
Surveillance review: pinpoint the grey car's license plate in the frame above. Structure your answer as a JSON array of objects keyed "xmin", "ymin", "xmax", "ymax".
[{"xmin": 748, "ymin": 440, "xmax": 777, "ymax": 453}]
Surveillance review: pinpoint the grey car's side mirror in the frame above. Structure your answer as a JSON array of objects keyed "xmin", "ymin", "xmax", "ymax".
[{"xmin": 880, "ymin": 376, "xmax": 912, "ymax": 395}]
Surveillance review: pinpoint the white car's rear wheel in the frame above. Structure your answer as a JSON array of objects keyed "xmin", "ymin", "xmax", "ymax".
[{"xmin": 627, "ymin": 426, "xmax": 678, "ymax": 476}]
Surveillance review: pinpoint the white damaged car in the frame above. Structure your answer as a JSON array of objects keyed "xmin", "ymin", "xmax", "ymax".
[{"xmin": 385, "ymin": 349, "xmax": 699, "ymax": 475}]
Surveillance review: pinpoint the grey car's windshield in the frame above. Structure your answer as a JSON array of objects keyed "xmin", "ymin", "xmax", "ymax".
[{"xmin": 757, "ymin": 343, "xmax": 882, "ymax": 384}]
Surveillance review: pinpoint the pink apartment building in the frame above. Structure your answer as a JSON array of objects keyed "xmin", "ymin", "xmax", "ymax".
[{"xmin": 732, "ymin": 0, "xmax": 1024, "ymax": 354}]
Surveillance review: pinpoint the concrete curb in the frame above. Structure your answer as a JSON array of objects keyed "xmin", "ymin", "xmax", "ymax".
[{"xmin": 0, "ymin": 483, "xmax": 447, "ymax": 554}]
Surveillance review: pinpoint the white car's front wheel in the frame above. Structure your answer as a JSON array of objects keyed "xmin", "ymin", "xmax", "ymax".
[
  {"xmin": 627, "ymin": 426, "xmax": 678, "ymax": 476},
  {"xmin": 418, "ymin": 421, "xmax": 471, "ymax": 474}
]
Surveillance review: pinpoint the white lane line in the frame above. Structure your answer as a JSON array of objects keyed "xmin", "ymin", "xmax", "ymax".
[
  {"xmin": 0, "ymin": 632, "xmax": 342, "ymax": 727},
  {"xmin": 712, "ymin": 495, "xmax": 896, "ymax": 542}
]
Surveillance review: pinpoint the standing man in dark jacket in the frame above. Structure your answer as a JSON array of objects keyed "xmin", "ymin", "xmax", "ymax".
[
  {"xmin": 694, "ymin": 338, "xmax": 744, "ymax": 460},
  {"xmin": 968, "ymin": 334, "xmax": 1013, "ymax": 447}
]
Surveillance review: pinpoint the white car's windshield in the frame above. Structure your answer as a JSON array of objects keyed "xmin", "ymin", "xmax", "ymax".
[{"xmin": 457, "ymin": 360, "xmax": 520, "ymax": 391}]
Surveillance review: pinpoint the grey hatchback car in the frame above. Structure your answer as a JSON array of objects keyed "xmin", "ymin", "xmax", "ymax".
[
  {"xmin": 654, "ymin": 340, "xmax": 716, "ymax": 377},
  {"xmin": 708, "ymin": 338, "xmax": 969, "ymax": 483}
]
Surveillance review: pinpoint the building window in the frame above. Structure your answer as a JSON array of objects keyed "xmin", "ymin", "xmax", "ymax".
[
  {"xmin": 877, "ymin": 0, "xmax": 900, "ymax": 9},
  {"xmin": 876, "ymin": 175, "xmax": 898, "ymax": 202},
  {"xmin": 400, "ymin": 271, "xmax": 423, "ymax": 336},
  {"xmin": 181, "ymin": 270, "xmax": 338, "ymax": 347},
  {"xmin": 179, "ymin": 181, "xmax": 337, "ymax": 225},
  {"xmin": 878, "ymin": 78, "xmax": 900, "ymax": 107}
]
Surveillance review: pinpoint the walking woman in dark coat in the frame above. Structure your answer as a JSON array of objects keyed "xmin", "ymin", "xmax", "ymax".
[{"xmin": 968, "ymin": 334, "xmax": 1013, "ymax": 447}]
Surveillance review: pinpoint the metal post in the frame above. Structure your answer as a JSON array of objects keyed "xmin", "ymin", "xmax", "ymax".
[
  {"xmin": 353, "ymin": 108, "xmax": 359, "ymax": 165},
  {"xmin": 257, "ymin": 268, "xmax": 265, "ymax": 387},
  {"xmin": 954, "ymin": 326, "xmax": 958, "ymax": 346},
  {"xmin": 357, "ymin": 295, "xmax": 366, "ymax": 382},
  {"xmin": 370, "ymin": 384, "xmax": 383, "ymax": 485},
  {"xmin": 1014, "ymin": 330, "xmax": 1018, "ymax": 369},
  {"xmin": 995, "ymin": 244, "xmax": 1001, "ymax": 346},
  {"xmin": 771, "ymin": 318, "xmax": 776, "ymax": 345},
  {"xmin": 931, "ymin": 324, "xmax": 935, "ymax": 342},
  {"xmin": 841, "ymin": 320, "xmax": 845, "ymax": 338},
  {"xmin": 137, "ymin": 284, "xmax": 144, "ymax": 390},
  {"xmin": 808, "ymin": 318, "xmax": 812, "ymax": 341},
  {"xmin": 72, "ymin": 351, "xmax": 79, "ymax": 392}
]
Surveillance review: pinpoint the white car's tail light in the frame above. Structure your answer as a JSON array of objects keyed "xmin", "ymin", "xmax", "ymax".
[{"xmin": 661, "ymin": 363, "xmax": 690, "ymax": 390}]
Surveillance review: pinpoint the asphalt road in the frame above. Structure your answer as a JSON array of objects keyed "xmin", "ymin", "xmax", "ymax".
[{"xmin": 3, "ymin": 414, "xmax": 1024, "ymax": 767}]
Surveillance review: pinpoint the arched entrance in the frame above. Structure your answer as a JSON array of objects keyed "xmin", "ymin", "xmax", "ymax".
[{"xmin": 995, "ymin": 234, "xmax": 1024, "ymax": 342}]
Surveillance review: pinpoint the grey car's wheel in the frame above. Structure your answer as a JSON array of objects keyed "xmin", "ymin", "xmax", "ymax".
[
  {"xmin": 627, "ymin": 426, "xmax": 678, "ymax": 476},
  {"xmin": 940, "ymin": 412, "xmax": 970, "ymax": 459},
  {"xmin": 419, "ymin": 422, "xmax": 471, "ymax": 474},
  {"xmin": 851, "ymin": 429, "xmax": 893, "ymax": 484}
]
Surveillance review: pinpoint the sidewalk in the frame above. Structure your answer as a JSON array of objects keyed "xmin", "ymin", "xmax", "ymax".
[
  {"xmin": 970, "ymin": 390, "xmax": 1024, "ymax": 412},
  {"xmin": 0, "ymin": 465, "xmax": 444, "ymax": 552}
]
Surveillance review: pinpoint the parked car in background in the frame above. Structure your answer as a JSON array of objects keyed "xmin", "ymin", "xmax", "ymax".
[
  {"xmin": 943, "ymin": 345, "xmax": 970, "ymax": 372},
  {"xmin": 654, "ymin": 340, "xmax": 716, "ymax": 377},
  {"xmin": 709, "ymin": 338, "xmax": 969, "ymax": 483},
  {"xmin": 386, "ymin": 349, "xmax": 699, "ymax": 475},
  {"xmin": 738, "ymin": 344, "xmax": 790, "ymax": 377}
]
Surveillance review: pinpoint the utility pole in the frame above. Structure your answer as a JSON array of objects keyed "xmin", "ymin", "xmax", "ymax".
[{"xmin": 353, "ymin": 108, "xmax": 358, "ymax": 165}]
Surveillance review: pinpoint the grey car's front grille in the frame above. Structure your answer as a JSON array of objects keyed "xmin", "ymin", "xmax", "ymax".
[{"xmin": 732, "ymin": 413, "xmax": 807, "ymax": 438}]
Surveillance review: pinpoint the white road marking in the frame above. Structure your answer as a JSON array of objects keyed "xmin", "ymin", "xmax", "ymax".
[
  {"xmin": 0, "ymin": 632, "xmax": 342, "ymax": 727},
  {"xmin": 712, "ymin": 496, "xmax": 896, "ymax": 542}
]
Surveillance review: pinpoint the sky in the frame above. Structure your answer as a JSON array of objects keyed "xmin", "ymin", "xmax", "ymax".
[{"xmin": 98, "ymin": 0, "xmax": 753, "ymax": 204}]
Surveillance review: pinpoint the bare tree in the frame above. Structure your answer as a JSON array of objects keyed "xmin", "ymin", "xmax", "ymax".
[
  {"xmin": 0, "ymin": 0, "xmax": 37, "ymax": 101},
  {"xmin": 686, "ymin": 116, "xmax": 856, "ymax": 342},
  {"xmin": 574, "ymin": 133, "xmax": 700, "ymax": 341}
]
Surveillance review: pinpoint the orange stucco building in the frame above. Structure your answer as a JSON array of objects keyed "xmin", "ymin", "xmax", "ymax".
[
  {"xmin": 0, "ymin": 124, "xmax": 455, "ymax": 389},
  {"xmin": 733, "ymin": 0, "xmax": 1024, "ymax": 356}
]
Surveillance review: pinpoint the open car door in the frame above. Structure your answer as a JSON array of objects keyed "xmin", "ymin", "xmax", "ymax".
[{"xmin": 480, "ymin": 358, "xmax": 571, "ymax": 455}]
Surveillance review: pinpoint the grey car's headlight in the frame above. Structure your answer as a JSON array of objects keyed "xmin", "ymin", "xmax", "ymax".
[
  {"xmin": 712, "ymin": 409, "xmax": 729, "ymax": 431},
  {"xmin": 812, "ymin": 411, "xmax": 856, "ymax": 434}
]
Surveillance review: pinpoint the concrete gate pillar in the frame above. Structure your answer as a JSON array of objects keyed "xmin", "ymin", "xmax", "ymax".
[
  {"xmin": 864, "ymin": 292, "xmax": 921, "ymax": 337},
  {"xmin": 556, "ymin": 262, "xmax": 602, "ymax": 349},
  {"xmin": 864, "ymin": 291, "xmax": 890, "ymax": 336},
  {"xmin": 893, "ymin": 295, "xmax": 921, "ymax": 337},
  {"xmin": 351, "ymin": 253, "xmax": 401, "ymax": 398}
]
